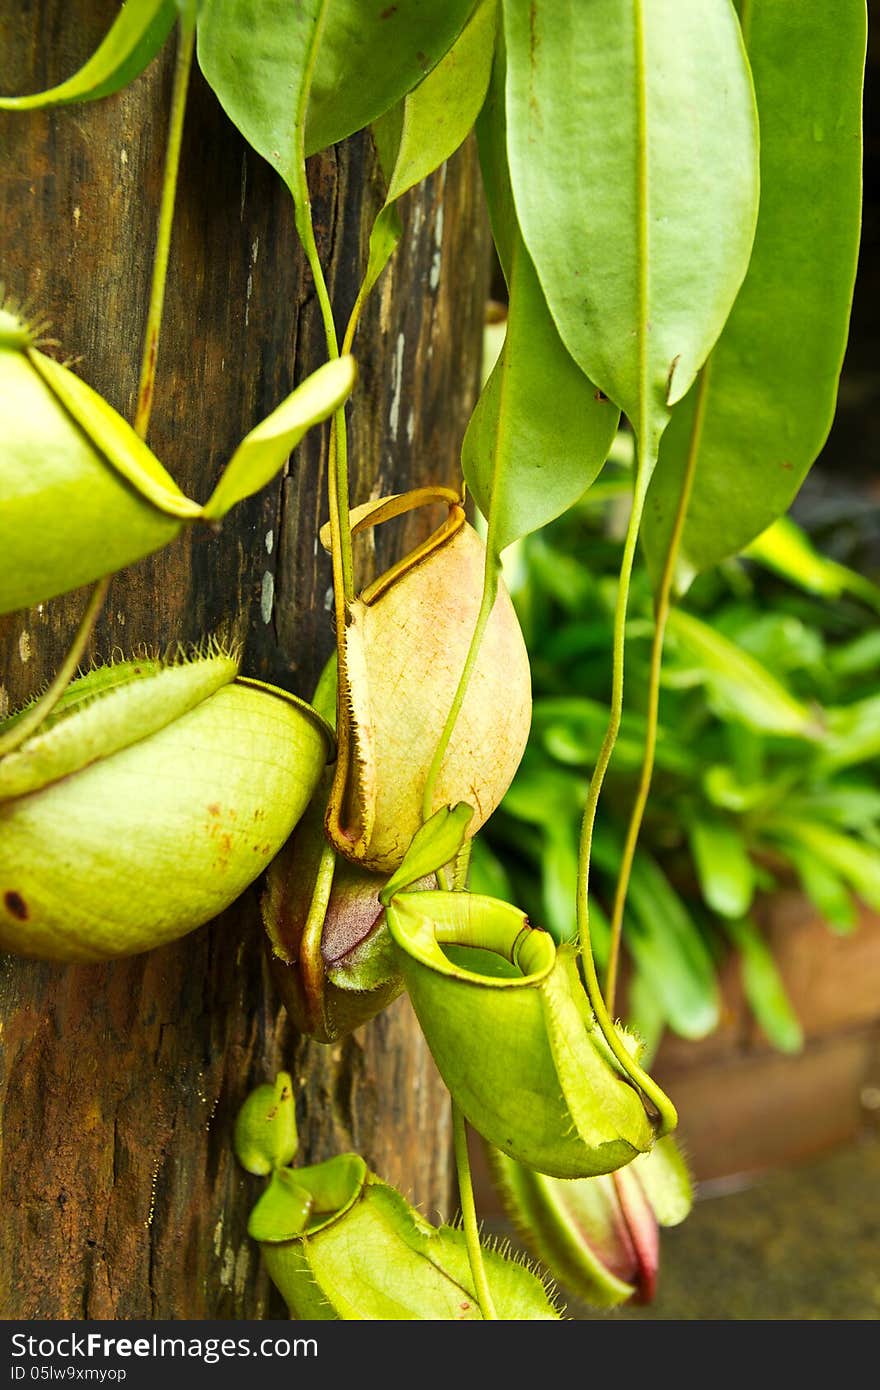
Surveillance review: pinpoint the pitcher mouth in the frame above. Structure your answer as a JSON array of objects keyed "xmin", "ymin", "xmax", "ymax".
[
  {"xmin": 235, "ymin": 676, "xmax": 336, "ymax": 762},
  {"xmin": 387, "ymin": 889, "xmax": 557, "ymax": 988}
]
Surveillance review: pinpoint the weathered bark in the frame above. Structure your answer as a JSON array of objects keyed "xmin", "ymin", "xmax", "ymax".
[{"xmin": 0, "ymin": 3, "xmax": 491, "ymax": 1318}]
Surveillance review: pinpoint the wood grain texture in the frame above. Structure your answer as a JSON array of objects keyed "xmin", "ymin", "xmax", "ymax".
[{"xmin": 0, "ymin": 1, "xmax": 491, "ymax": 1318}]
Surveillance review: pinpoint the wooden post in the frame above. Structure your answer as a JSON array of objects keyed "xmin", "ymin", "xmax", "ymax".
[{"xmin": 0, "ymin": 2, "xmax": 490, "ymax": 1318}]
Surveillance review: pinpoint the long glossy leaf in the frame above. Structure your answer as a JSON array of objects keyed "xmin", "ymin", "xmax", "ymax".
[
  {"xmin": 202, "ymin": 356, "xmax": 356, "ymax": 519},
  {"xmin": 196, "ymin": 0, "xmax": 475, "ymax": 189},
  {"xmin": 644, "ymin": 2, "xmax": 866, "ymax": 585},
  {"xmin": 462, "ymin": 37, "xmax": 618, "ymax": 554},
  {"xmin": 667, "ymin": 609, "xmax": 819, "ymax": 738},
  {"xmin": 503, "ymin": 0, "xmax": 758, "ymax": 480},
  {"xmin": 362, "ymin": 0, "xmax": 498, "ymax": 304},
  {"xmin": 724, "ymin": 917, "xmax": 803, "ymax": 1054},
  {"xmin": 0, "ymin": 0, "xmax": 177, "ymax": 109}
]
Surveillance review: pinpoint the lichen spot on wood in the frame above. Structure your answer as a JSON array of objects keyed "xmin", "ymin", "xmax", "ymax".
[{"xmin": 4, "ymin": 891, "xmax": 28, "ymax": 921}]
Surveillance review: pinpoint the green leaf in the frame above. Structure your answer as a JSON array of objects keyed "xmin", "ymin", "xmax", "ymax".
[
  {"xmin": 624, "ymin": 968, "xmax": 665, "ymax": 1065},
  {"xmin": 779, "ymin": 841, "xmax": 856, "ymax": 935},
  {"xmin": 381, "ymin": 0, "xmax": 497, "ymax": 207},
  {"xmin": 462, "ymin": 38, "xmax": 618, "ymax": 553},
  {"xmin": 0, "ymin": 0, "xmax": 177, "ymax": 109},
  {"xmin": 667, "ymin": 608, "xmax": 820, "ymax": 738},
  {"xmin": 591, "ymin": 832, "xmax": 720, "ymax": 1040},
  {"xmin": 360, "ymin": 0, "xmax": 498, "ymax": 306},
  {"xmin": 644, "ymin": 3, "xmax": 866, "ymax": 585},
  {"xmin": 467, "ymin": 837, "xmax": 514, "ymax": 903},
  {"xmin": 29, "ymin": 350, "xmax": 201, "ymax": 520},
  {"xmin": 724, "ymin": 917, "xmax": 804, "ymax": 1054},
  {"xmin": 689, "ymin": 818, "xmax": 756, "ymax": 920},
  {"xmin": 540, "ymin": 825, "xmax": 579, "ymax": 945},
  {"xmin": 233, "ymin": 1072, "xmax": 299, "ymax": 1176},
  {"xmin": 196, "ymin": 0, "xmax": 475, "ymax": 190},
  {"xmin": 765, "ymin": 820, "xmax": 880, "ymax": 914},
  {"xmin": 202, "ymin": 355, "xmax": 356, "ymax": 520},
  {"xmin": 703, "ymin": 764, "xmax": 775, "ymax": 815},
  {"xmin": 503, "ymin": 0, "xmax": 758, "ymax": 482},
  {"xmin": 624, "ymin": 851, "xmax": 721, "ymax": 1040},
  {"xmin": 820, "ymin": 696, "xmax": 880, "ymax": 773},
  {"xmin": 379, "ymin": 804, "xmax": 474, "ymax": 906},
  {"xmin": 783, "ymin": 785, "xmax": 880, "ymax": 834},
  {"xmin": 829, "ymin": 631, "xmax": 880, "ymax": 681},
  {"xmin": 744, "ymin": 517, "xmax": 847, "ymax": 600}
]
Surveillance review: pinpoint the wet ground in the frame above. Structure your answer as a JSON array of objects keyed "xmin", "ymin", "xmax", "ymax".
[{"xmin": 488, "ymin": 1135, "xmax": 880, "ymax": 1321}]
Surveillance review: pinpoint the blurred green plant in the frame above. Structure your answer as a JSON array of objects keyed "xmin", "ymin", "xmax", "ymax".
[{"xmin": 471, "ymin": 470, "xmax": 880, "ymax": 1059}]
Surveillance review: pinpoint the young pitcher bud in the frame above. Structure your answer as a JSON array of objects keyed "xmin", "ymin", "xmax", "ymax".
[
  {"xmin": 327, "ymin": 492, "xmax": 531, "ymax": 872},
  {"xmin": 0, "ymin": 648, "xmax": 332, "ymax": 961},
  {"xmin": 488, "ymin": 1134, "xmax": 693, "ymax": 1309},
  {"xmin": 263, "ymin": 769, "xmax": 415, "ymax": 1043},
  {"xmin": 239, "ymin": 1144, "xmax": 560, "ymax": 1320},
  {"xmin": 0, "ymin": 299, "xmax": 355, "ymax": 614}
]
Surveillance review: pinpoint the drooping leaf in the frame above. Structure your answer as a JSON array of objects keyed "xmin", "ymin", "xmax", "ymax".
[
  {"xmin": 503, "ymin": 0, "xmax": 759, "ymax": 483},
  {"xmin": 724, "ymin": 917, "xmax": 804, "ymax": 1054},
  {"xmin": 0, "ymin": 0, "xmax": 178, "ymax": 109},
  {"xmin": 462, "ymin": 34, "xmax": 619, "ymax": 554},
  {"xmin": 385, "ymin": 0, "xmax": 496, "ymax": 203},
  {"xmin": 196, "ymin": 0, "xmax": 475, "ymax": 193},
  {"xmin": 203, "ymin": 355, "xmax": 356, "ymax": 519},
  {"xmin": 689, "ymin": 817, "xmax": 756, "ymax": 920},
  {"xmin": 357, "ymin": 0, "xmax": 498, "ymax": 309},
  {"xmin": 644, "ymin": 2, "xmax": 866, "ymax": 585}
]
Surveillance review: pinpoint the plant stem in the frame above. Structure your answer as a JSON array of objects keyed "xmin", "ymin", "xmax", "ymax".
[
  {"xmin": 290, "ymin": 6, "xmax": 353, "ymax": 612},
  {"xmin": 0, "ymin": 15, "xmax": 194, "ymax": 757},
  {"xmin": 134, "ymin": 12, "xmax": 196, "ymax": 440},
  {"xmin": 421, "ymin": 554, "xmax": 500, "ymax": 826},
  {"xmin": 573, "ymin": 462, "xmax": 678, "ymax": 1138},
  {"xmin": 420, "ymin": 553, "xmax": 499, "ymax": 887},
  {"xmin": 298, "ymin": 840, "xmax": 337, "ymax": 1037},
  {"xmin": 604, "ymin": 363, "xmax": 711, "ymax": 1013},
  {"xmin": 452, "ymin": 1102, "xmax": 497, "ymax": 1320},
  {"xmin": 288, "ymin": 13, "xmax": 358, "ymax": 856}
]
